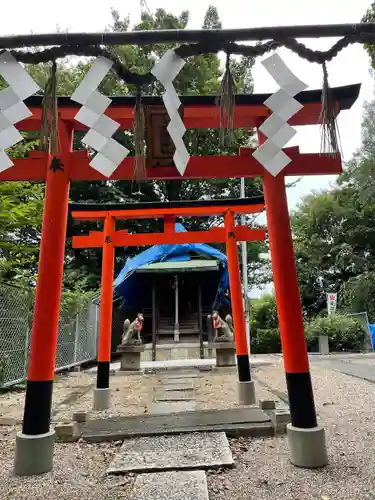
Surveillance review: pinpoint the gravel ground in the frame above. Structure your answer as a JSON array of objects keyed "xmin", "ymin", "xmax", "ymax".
[
  {"xmin": 0, "ymin": 371, "xmax": 158, "ymax": 425},
  {"xmin": 3, "ymin": 358, "xmax": 375, "ymax": 499},
  {"xmin": 206, "ymin": 357, "xmax": 375, "ymax": 500},
  {"xmin": 0, "ymin": 372, "xmax": 94, "ymax": 422},
  {"xmin": 195, "ymin": 367, "xmax": 283, "ymax": 410},
  {"xmin": 56, "ymin": 372, "xmax": 157, "ymax": 422},
  {"xmin": 0, "ymin": 427, "xmax": 134, "ymax": 500}
]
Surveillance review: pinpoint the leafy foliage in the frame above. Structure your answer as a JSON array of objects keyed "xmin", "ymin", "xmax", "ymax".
[
  {"xmin": 305, "ymin": 314, "xmax": 366, "ymax": 352},
  {"xmin": 0, "ymin": 5, "xmax": 266, "ymax": 294}
]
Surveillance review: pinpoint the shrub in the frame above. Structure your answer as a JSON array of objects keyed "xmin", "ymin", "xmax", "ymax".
[
  {"xmin": 304, "ymin": 314, "xmax": 367, "ymax": 352},
  {"xmin": 250, "ymin": 328, "xmax": 281, "ymax": 354}
]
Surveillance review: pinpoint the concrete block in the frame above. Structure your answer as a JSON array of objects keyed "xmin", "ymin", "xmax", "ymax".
[
  {"xmin": 129, "ymin": 471, "xmax": 209, "ymax": 500},
  {"xmin": 14, "ymin": 430, "xmax": 55, "ymax": 476},
  {"xmin": 55, "ymin": 422, "xmax": 79, "ymax": 442},
  {"xmin": 73, "ymin": 411, "xmax": 88, "ymax": 423},
  {"xmin": 117, "ymin": 344, "xmax": 145, "ymax": 371},
  {"xmin": 237, "ymin": 380, "xmax": 256, "ymax": 405},
  {"xmin": 107, "ymin": 432, "xmax": 233, "ymax": 474},
  {"xmin": 259, "ymin": 399, "xmax": 276, "ymax": 410},
  {"xmin": 209, "ymin": 342, "xmax": 236, "ymax": 367},
  {"xmin": 318, "ymin": 335, "xmax": 329, "ymax": 355},
  {"xmin": 93, "ymin": 387, "xmax": 110, "ymax": 410},
  {"xmin": 287, "ymin": 424, "xmax": 328, "ymax": 468},
  {"xmin": 271, "ymin": 409, "xmax": 291, "ymax": 434}
]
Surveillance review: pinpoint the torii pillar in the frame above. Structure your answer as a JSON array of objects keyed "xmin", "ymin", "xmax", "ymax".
[
  {"xmin": 14, "ymin": 120, "xmax": 72, "ymax": 476},
  {"xmin": 259, "ymin": 133, "xmax": 328, "ymax": 468}
]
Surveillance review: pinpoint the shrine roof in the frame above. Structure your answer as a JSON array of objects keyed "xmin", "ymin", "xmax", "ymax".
[{"xmin": 21, "ymin": 83, "xmax": 360, "ymax": 129}]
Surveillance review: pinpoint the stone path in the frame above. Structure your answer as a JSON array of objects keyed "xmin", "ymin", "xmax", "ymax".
[
  {"xmin": 106, "ymin": 369, "xmax": 234, "ymax": 499},
  {"xmin": 129, "ymin": 471, "xmax": 209, "ymax": 500},
  {"xmin": 149, "ymin": 369, "xmax": 198, "ymax": 414},
  {"xmin": 107, "ymin": 432, "xmax": 234, "ymax": 473}
]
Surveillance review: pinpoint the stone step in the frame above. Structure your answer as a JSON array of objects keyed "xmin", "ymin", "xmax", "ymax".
[
  {"xmin": 162, "ymin": 370, "xmax": 199, "ymax": 379},
  {"xmin": 107, "ymin": 432, "xmax": 233, "ymax": 474},
  {"xmin": 129, "ymin": 471, "xmax": 209, "ymax": 500},
  {"xmin": 155, "ymin": 390, "xmax": 195, "ymax": 402},
  {"xmin": 160, "ymin": 381, "xmax": 194, "ymax": 391},
  {"xmin": 148, "ymin": 401, "xmax": 197, "ymax": 415}
]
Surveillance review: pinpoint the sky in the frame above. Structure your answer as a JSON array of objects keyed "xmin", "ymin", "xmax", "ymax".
[{"xmin": 1, "ymin": 0, "xmax": 373, "ymax": 209}]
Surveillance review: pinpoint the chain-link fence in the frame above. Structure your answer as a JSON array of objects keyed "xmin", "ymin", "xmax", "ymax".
[{"xmin": 0, "ymin": 282, "xmax": 99, "ymax": 388}]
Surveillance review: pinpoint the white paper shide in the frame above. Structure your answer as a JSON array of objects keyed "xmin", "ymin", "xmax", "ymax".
[
  {"xmin": 151, "ymin": 50, "xmax": 190, "ymax": 175},
  {"xmin": 0, "ymin": 51, "xmax": 40, "ymax": 172},
  {"xmin": 253, "ymin": 54, "xmax": 307, "ymax": 176},
  {"xmin": 71, "ymin": 56, "xmax": 129, "ymax": 177}
]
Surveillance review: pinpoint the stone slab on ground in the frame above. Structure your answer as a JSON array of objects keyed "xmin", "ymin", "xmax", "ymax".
[
  {"xmin": 107, "ymin": 432, "xmax": 233, "ymax": 474},
  {"xmin": 160, "ymin": 381, "xmax": 194, "ymax": 391},
  {"xmin": 82, "ymin": 407, "xmax": 272, "ymax": 441},
  {"xmin": 129, "ymin": 471, "xmax": 209, "ymax": 500},
  {"xmin": 148, "ymin": 402, "xmax": 197, "ymax": 414},
  {"xmin": 161, "ymin": 370, "xmax": 199, "ymax": 379},
  {"xmin": 154, "ymin": 391, "xmax": 195, "ymax": 401}
]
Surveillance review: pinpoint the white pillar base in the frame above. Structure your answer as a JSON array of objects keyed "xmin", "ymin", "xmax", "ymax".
[
  {"xmin": 93, "ymin": 387, "xmax": 110, "ymax": 410},
  {"xmin": 237, "ymin": 380, "xmax": 256, "ymax": 405},
  {"xmin": 287, "ymin": 424, "xmax": 328, "ymax": 468},
  {"xmin": 14, "ymin": 430, "xmax": 55, "ymax": 476}
]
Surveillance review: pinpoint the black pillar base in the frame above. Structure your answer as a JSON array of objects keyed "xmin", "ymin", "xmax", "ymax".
[
  {"xmin": 286, "ymin": 371, "xmax": 318, "ymax": 428},
  {"xmin": 237, "ymin": 354, "xmax": 251, "ymax": 382},
  {"xmin": 97, "ymin": 360, "xmax": 110, "ymax": 389},
  {"xmin": 22, "ymin": 380, "xmax": 53, "ymax": 435}
]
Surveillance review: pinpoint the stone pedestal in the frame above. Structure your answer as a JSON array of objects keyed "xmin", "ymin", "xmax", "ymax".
[
  {"xmin": 237, "ymin": 380, "xmax": 256, "ymax": 405},
  {"xmin": 14, "ymin": 430, "xmax": 55, "ymax": 476},
  {"xmin": 318, "ymin": 335, "xmax": 329, "ymax": 355},
  {"xmin": 93, "ymin": 387, "xmax": 110, "ymax": 410},
  {"xmin": 208, "ymin": 342, "xmax": 236, "ymax": 367},
  {"xmin": 117, "ymin": 344, "xmax": 145, "ymax": 371},
  {"xmin": 287, "ymin": 424, "xmax": 328, "ymax": 468}
]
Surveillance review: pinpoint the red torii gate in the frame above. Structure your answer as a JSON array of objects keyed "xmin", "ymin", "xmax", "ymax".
[
  {"xmin": 9, "ymin": 84, "xmax": 359, "ymax": 475},
  {"xmin": 70, "ymin": 198, "xmax": 266, "ymax": 410}
]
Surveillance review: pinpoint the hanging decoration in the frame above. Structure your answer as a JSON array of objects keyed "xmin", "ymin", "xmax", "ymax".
[
  {"xmin": 320, "ymin": 61, "xmax": 340, "ymax": 154},
  {"xmin": 0, "ymin": 51, "xmax": 39, "ymax": 172},
  {"xmin": 151, "ymin": 49, "xmax": 190, "ymax": 175},
  {"xmin": 252, "ymin": 53, "xmax": 307, "ymax": 177},
  {"xmin": 70, "ymin": 56, "xmax": 129, "ymax": 178},
  {"xmin": 40, "ymin": 61, "xmax": 59, "ymax": 155},
  {"xmin": 216, "ymin": 52, "xmax": 236, "ymax": 147},
  {"xmin": 132, "ymin": 86, "xmax": 146, "ymax": 180}
]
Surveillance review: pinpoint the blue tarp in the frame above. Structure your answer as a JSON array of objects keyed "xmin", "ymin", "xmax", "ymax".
[
  {"xmin": 113, "ymin": 223, "xmax": 229, "ymax": 309},
  {"xmin": 369, "ymin": 324, "xmax": 375, "ymax": 350}
]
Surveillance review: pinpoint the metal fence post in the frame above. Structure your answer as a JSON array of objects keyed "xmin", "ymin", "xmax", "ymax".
[{"xmin": 74, "ymin": 313, "xmax": 79, "ymax": 364}]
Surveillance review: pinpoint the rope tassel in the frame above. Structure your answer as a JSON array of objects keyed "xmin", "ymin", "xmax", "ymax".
[
  {"xmin": 133, "ymin": 86, "xmax": 146, "ymax": 181},
  {"xmin": 319, "ymin": 62, "xmax": 340, "ymax": 154},
  {"xmin": 216, "ymin": 53, "xmax": 236, "ymax": 148},
  {"xmin": 40, "ymin": 61, "xmax": 59, "ymax": 155}
]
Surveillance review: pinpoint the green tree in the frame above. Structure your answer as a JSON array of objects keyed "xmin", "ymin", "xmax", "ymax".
[
  {"xmin": 0, "ymin": 5, "xmax": 264, "ymax": 292},
  {"xmin": 291, "ymin": 99, "xmax": 375, "ymax": 319}
]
